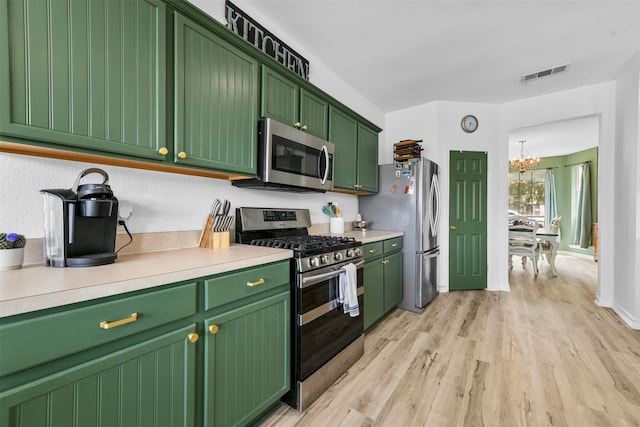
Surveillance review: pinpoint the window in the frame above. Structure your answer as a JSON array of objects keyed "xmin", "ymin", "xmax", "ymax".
[{"xmin": 508, "ymin": 169, "xmax": 546, "ymax": 223}]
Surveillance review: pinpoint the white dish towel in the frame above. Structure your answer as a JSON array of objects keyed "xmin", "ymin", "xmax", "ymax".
[{"xmin": 339, "ymin": 263, "xmax": 360, "ymax": 317}]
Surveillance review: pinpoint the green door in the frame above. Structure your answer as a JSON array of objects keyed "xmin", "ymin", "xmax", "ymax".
[
  {"xmin": 364, "ymin": 260, "xmax": 384, "ymax": 330},
  {"xmin": 329, "ymin": 106, "xmax": 358, "ymax": 190},
  {"xmin": 299, "ymin": 89, "xmax": 328, "ymax": 139},
  {"xmin": 449, "ymin": 151, "xmax": 487, "ymax": 290},
  {"xmin": 260, "ymin": 65, "xmax": 299, "ymax": 127},
  {"xmin": 174, "ymin": 13, "xmax": 258, "ymax": 174},
  {"xmin": 0, "ymin": 0, "xmax": 167, "ymax": 159},
  {"xmin": 356, "ymin": 123, "xmax": 379, "ymax": 193},
  {"xmin": 204, "ymin": 291, "xmax": 290, "ymax": 427},
  {"xmin": 0, "ymin": 325, "xmax": 197, "ymax": 427},
  {"xmin": 383, "ymin": 251, "xmax": 403, "ymax": 312}
]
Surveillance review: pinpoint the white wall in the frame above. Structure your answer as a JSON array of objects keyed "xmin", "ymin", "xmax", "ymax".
[
  {"xmin": 614, "ymin": 53, "xmax": 640, "ymax": 328},
  {"xmin": 385, "ymin": 101, "xmax": 503, "ymax": 292}
]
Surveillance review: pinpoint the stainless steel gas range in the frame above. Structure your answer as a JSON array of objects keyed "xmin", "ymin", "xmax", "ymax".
[{"xmin": 236, "ymin": 207, "xmax": 364, "ymax": 411}]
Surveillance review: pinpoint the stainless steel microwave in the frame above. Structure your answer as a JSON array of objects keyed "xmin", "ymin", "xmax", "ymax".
[{"xmin": 233, "ymin": 118, "xmax": 334, "ymax": 192}]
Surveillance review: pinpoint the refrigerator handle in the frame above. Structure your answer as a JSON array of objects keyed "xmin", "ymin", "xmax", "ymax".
[
  {"xmin": 429, "ymin": 178, "xmax": 436, "ymax": 237},
  {"xmin": 432, "ymin": 173, "xmax": 441, "ymax": 237}
]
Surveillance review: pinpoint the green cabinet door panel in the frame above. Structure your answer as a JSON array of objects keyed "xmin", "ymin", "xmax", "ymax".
[
  {"xmin": 357, "ymin": 123, "xmax": 379, "ymax": 193},
  {"xmin": 260, "ymin": 65, "xmax": 299, "ymax": 127},
  {"xmin": 449, "ymin": 151, "xmax": 487, "ymax": 290},
  {"xmin": 0, "ymin": 0, "xmax": 167, "ymax": 159},
  {"xmin": 363, "ymin": 260, "xmax": 384, "ymax": 331},
  {"xmin": 383, "ymin": 251, "xmax": 403, "ymax": 313},
  {"xmin": 0, "ymin": 324, "xmax": 197, "ymax": 427},
  {"xmin": 299, "ymin": 89, "xmax": 328, "ymax": 139},
  {"xmin": 174, "ymin": 13, "xmax": 258, "ymax": 174},
  {"xmin": 204, "ymin": 291, "xmax": 290, "ymax": 427},
  {"xmin": 329, "ymin": 106, "xmax": 358, "ymax": 190}
]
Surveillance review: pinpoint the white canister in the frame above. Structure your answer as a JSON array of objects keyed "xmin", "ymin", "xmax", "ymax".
[{"xmin": 330, "ymin": 218, "xmax": 345, "ymax": 234}]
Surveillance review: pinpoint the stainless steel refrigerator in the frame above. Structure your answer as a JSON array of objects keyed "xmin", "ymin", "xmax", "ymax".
[{"xmin": 359, "ymin": 157, "xmax": 440, "ymax": 313}]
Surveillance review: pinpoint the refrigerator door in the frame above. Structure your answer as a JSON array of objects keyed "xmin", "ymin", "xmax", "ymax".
[
  {"xmin": 421, "ymin": 159, "xmax": 440, "ymax": 252},
  {"xmin": 418, "ymin": 248, "xmax": 439, "ymax": 307}
]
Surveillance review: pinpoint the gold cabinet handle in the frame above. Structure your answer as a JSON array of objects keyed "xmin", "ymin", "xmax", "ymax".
[
  {"xmin": 301, "ymin": 124, "xmax": 308, "ymax": 131},
  {"xmin": 450, "ymin": 225, "xmax": 457, "ymax": 231},
  {"xmin": 368, "ymin": 249, "xmax": 377, "ymax": 253},
  {"xmin": 354, "ymin": 184, "xmax": 363, "ymax": 189},
  {"xmin": 391, "ymin": 243, "xmax": 398, "ymax": 247},
  {"xmin": 246, "ymin": 278, "xmax": 265, "ymax": 287},
  {"xmin": 209, "ymin": 325, "xmax": 219, "ymax": 335},
  {"xmin": 158, "ymin": 147, "xmax": 168, "ymax": 156},
  {"xmin": 178, "ymin": 151, "xmax": 187, "ymax": 159},
  {"xmin": 100, "ymin": 313, "xmax": 138, "ymax": 330},
  {"xmin": 294, "ymin": 121, "xmax": 301, "ymax": 128},
  {"xmin": 382, "ymin": 260, "xmax": 390, "ymax": 265},
  {"xmin": 188, "ymin": 332, "xmax": 199, "ymax": 343}
]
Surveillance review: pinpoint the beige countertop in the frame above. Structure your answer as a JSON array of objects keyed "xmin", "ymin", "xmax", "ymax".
[
  {"xmin": 0, "ymin": 230, "xmax": 403, "ymax": 318},
  {"xmin": 0, "ymin": 245, "xmax": 292, "ymax": 318}
]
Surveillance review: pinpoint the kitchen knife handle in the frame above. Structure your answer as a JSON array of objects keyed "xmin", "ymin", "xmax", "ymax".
[
  {"xmin": 100, "ymin": 313, "xmax": 138, "ymax": 330},
  {"xmin": 246, "ymin": 278, "xmax": 266, "ymax": 287}
]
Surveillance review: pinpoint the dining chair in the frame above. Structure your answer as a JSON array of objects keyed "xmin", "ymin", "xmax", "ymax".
[
  {"xmin": 539, "ymin": 215, "xmax": 563, "ymax": 265},
  {"xmin": 509, "ymin": 216, "xmax": 540, "ymax": 276}
]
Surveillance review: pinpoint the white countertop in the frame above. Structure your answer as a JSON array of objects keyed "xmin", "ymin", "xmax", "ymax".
[{"xmin": 0, "ymin": 230, "xmax": 403, "ymax": 318}]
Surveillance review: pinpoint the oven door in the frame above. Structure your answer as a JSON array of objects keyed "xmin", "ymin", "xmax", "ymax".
[
  {"xmin": 295, "ymin": 259, "xmax": 364, "ymax": 380},
  {"xmin": 261, "ymin": 118, "xmax": 334, "ymax": 191}
]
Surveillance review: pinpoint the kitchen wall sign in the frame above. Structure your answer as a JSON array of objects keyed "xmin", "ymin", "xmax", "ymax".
[{"xmin": 226, "ymin": 1, "xmax": 310, "ymax": 80}]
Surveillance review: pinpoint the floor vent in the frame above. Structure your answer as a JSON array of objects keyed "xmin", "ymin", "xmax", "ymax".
[{"xmin": 521, "ymin": 64, "xmax": 570, "ymax": 83}]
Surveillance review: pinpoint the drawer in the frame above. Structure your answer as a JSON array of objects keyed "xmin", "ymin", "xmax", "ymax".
[
  {"xmin": 204, "ymin": 261, "xmax": 289, "ymax": 311},
  {"xmin": 363, "ymin": 242, "xmax": 384, "ymax": 261},
  {"xmin": 384, "ymin": 237, "xmax": 403, "ymax": 253},
  {"xmin": 0, "ymin": 282, "xmax": 197, "ymax": 377}
]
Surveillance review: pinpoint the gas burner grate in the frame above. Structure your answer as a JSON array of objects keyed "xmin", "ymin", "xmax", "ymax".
[{"xmin": 249, "ymin": 235, "xmax": 358, "ymax": 252}]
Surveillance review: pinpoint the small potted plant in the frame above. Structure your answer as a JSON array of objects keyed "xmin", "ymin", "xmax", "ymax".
[{"xmin": 0, "ymin": 232, "xmax": 27, "ymax": 271}]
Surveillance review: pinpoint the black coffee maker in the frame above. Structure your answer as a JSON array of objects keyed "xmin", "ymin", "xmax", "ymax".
[{"xmin": 41, "ymin": 168, "xmax": 119, "ymax": 267}]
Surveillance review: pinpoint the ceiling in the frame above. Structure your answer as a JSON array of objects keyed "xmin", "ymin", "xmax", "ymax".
[{"xmin": 241, "ymin": 0, "xmax": 639, "ymax": 113}]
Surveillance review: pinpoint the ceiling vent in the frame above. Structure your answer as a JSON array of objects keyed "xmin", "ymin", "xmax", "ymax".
[{"xmin": 521, "ymin": 64, "xmax": 570, "ymax": 83}]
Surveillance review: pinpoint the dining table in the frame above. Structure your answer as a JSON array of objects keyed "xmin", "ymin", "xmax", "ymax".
[{"xmin": 536, "ymin": 228, "xmax": 559, "ymax": 276}]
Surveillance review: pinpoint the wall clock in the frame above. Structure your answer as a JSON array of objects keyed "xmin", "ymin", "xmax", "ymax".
[{"xmin": 461, "ymin": 115, "xmax": 478, "ymax": 133}]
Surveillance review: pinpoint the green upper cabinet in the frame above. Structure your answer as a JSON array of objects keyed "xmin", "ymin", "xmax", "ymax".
[
  {"xmin": 261, "ymin": 65, "xmax": 328, "ymax": 140},
  {"xmin": 0, "ymin": 0, "xmax": 167, "ymax": 160},
  {"xmin": 329, "ymin": 106, "xmax": 379, "ymax": 193},
  {"xmin": 174, "ymin": 13, "xmax": 258, "ymax": 175},
  {"xmin": 356, "ymin": 122, "xmax": 379, "ymax": 193}
]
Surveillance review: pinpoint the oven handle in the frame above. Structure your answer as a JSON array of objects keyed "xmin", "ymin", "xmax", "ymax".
[
  {"xmin": 299, "ymin": 287, "xmax": 364, "ymax": 326},
  {"xmin": 318, "ymin": 145, "xmax": 329, "ymax": 185},
  {"xmin": 300, "ymin": 260, "xmax": 365, "ymax": 288}
]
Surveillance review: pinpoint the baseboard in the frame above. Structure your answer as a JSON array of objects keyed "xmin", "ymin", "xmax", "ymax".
[{"xmin": 611, "ymin": 302, "xmax": 640, "ymax": 330}]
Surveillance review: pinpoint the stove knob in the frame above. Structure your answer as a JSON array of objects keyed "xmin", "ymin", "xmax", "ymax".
[
  {"xmin": 334, "ymin": 252, "xmax": 343, "ymax": 261},
  {"xmin": 346, "ymin": 249, "xmax": 354, "ymax": 258},
  {"xmin": 320, "ymin": 255, "xmax": 329, "ymax": 264},
  {"xmin": 310, "ymin": 257, "xmax": 320, "ymax": 267},
  {"xmin": 354, "ymin": 247, "xmax": 362, "ymax": 257}
]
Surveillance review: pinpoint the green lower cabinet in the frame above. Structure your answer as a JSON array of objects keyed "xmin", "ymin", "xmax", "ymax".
[
  {"xmin": 364, "ymin": 259, "xmax": 385, "ymax": 331},
  {"xmin": 0, "ymin": 324, "xmax": 197, "ymax": 427},
  {"xmin": 383, "ymin": 252, "xmax": 403, "ymax": 313},
  {"xmin": 204, "ymin": 290, "xmax": 290, "ymax": 427},
  {"xmin": 363, "ymin": 238, "xmax": 403, "ymax": 331}
]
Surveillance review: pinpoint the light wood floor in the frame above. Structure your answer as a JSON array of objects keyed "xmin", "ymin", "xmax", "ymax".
[{"xmin": 261, "ymin": 254, "xmax": 640, "ymax": 426}]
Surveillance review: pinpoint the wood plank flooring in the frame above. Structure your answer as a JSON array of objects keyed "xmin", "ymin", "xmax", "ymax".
[{"xmin": 261, "ymin": 253, "xmax": 640, "ymax": 426}]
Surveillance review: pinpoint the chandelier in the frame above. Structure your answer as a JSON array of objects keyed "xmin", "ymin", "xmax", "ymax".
[{"xmin": 509, "ymin": 140, "xmax": 541, "ymax": 173}]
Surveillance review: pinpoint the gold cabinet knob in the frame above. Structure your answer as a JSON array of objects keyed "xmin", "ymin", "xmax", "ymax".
[
  {"xmin": 450, "ymin": 225, "xmax": 458, "ymax": 231},
  {"xmin": 178, "ymin": 151, "xmax": 187, "ymax": 159},
  {"xmin": 158, "ymin": 147, "xmax": 168, "ymax": 156},
  {"xmin": 209, "ymin": 325, "xmax": 219, "ymax": 335},
  {"xmin": 354, "ymin": 184, "xmax": 363, "ymax": 189},
  {"xmin": 301, "ymin": 124, "xmax": 308, "ymax": 131},
  {"xmin": 368, "ymin": 248, "xmax": 377, "ymax": 253},
  {"xmin": 294, "ymin": 121, "xmax": 301, "ymax": 128},
  {"xmin": 188, "ymin": 332, "xmax": 199, "ymax": 343},
  {"xmin": 382, "ymin": 259, "xmax": 390, "ymax": 265}
]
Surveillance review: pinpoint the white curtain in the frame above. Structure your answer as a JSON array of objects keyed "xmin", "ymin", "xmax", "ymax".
[
  {"xmin": 572, "ymin": 163, "xmax": 592, "ymax": 248},
  {"xmin": 545, "ymin": 169, "xmax": 557, "ymax": 228}
]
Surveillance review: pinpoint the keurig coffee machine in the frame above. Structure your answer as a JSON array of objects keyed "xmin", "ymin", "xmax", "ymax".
[{"xmin": 41, "ymin": 168, "xmax": 119, "ymax": 267}]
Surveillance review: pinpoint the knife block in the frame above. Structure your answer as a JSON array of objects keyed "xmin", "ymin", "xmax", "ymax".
[{"xmin": 199, "ymin": 230, "xmax": 230, "ymax": 250}]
